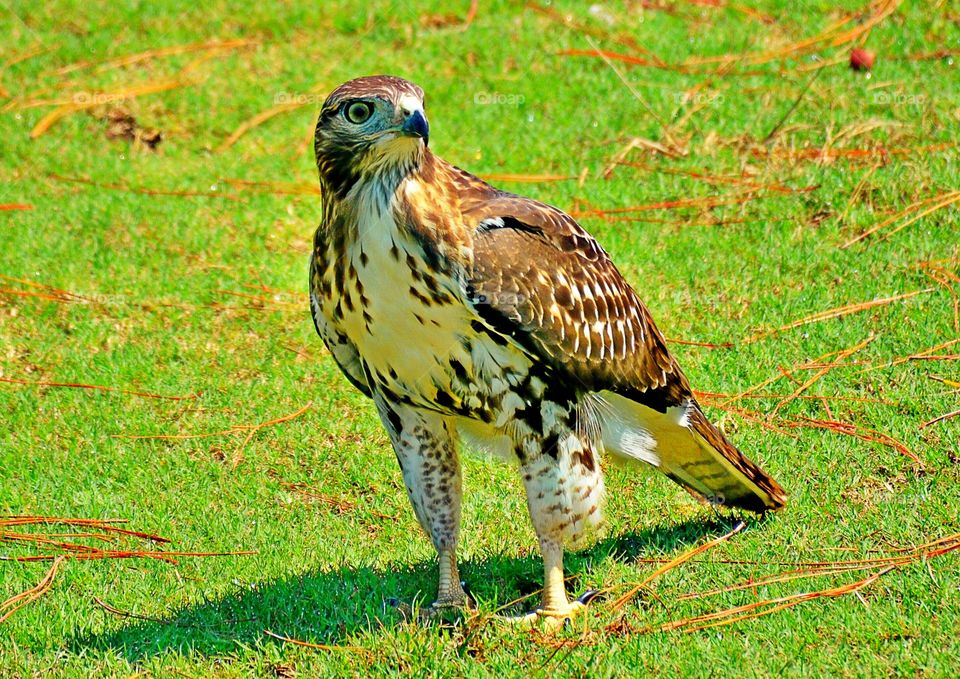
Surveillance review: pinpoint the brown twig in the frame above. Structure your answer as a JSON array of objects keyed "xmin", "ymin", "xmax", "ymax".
[
  {"xmin": 920, "ymin": 409, "xmax": 960, "ymax": 429},
  {"xmin": 571, "ymin": 190, "xmax": 758, "ymax": 219},
  {"xmin": 561, "ymin": 0, "xmax": 901, "ymax": 76},
  {"xmin": 684, "ymin": 0, "xmax": 900, "ymax": 68},
  {"xmin": 779, "ymin": 416, "xmax": 920, "ymax": 463},
  {"xmin": 584, "ymin": 35, "xmax": 679, "ymax": 152},
  {"xmin": 668, "ymin": 338, "xmax": 734, "ymax": 349},
  {"xmin": 601, "ymin": 138, "xmax": 682, "ymax": 179},
  {"xmin": 1, "ymin": 517, "xmax": 254, "ymax": 625},
  {"xmin": 919, "ymin": 263, "xmax": 960, "ymax": 333},
  {"xmin": 263, "ymin": 629, "xmax": 372, "ymax": 656},
  {"xmin": 608, "ymin": 521, "xmax": 745, "ymax": 612},
  {"xmin": 661, "ymin": 566, "xmax": 896, "ymax": 634},
  {"xmin": 3, "ymin": 549, "xmax": 255, "ymax": 563},
  {"xmin": 51, "ymin": 38, "xmax": 255, "ymax": 76},
  {"xmin": 558, "ymin": 48, "xmax": 686, "ymax": 72},
  {"xmin": 282, "ymin": 483, "xmax": 397, "ymax": 521},
  {"xmin": 0, "ymin": 556, "xmax": 64, "ymax": 624},
  {"xmin": 479, "ymin": 173, "xmax": 578, "ymax": 183},
  {"xmin": 0, "ymin": 517, "xmax": 254, "ymax": 563},
  {"xmin": 620, "ymin": 163, "xmax": 818, "ymax": 195},
  {"xmin": 0, "ymin": 376, "xmax": 197, "ymax": 401},
  {"xmin": 0, "ymin": 273, "xmax": 94, "ymax": 303},
  {"xmin": 768, "ymin": 336, "xmax": 875, "ymax": 417},
  {"xmin": 762, "ymin": 67, "xmax": 824, "ymax": 144},
  {"xmin": 677, "ymin": 562, "xmax": 882, "ymax": 601},
  {"xmin": 221, "ymin": 178, "xmax": 319, "ymax": 196},
  {"xmin": 217, "ymin": 102, "xmax": 309, "ymax": 152},
  {"xmin": 0, "ymin": 288, "xmax": 71, "ymax": 302},
  {"xmin": 231, "ymin": 403, "xmax": 314, "ymax": 467},
  {"xmin": 4, "ymin": 45, "xmax": 55, "ymax": 68},
  {"xmin": 859, "ymin": 338, "xmax": 960, "ymax": 375},
  {"xmin": 461, "ymin": 0, "xmax": 479, "ymax": 31},
  {"xmin": 217, "ymin": 289, "xmax": 300, "ymax": 309},
  {"xmin": 927, "ymin": 375, "xmax": 960, "ymax": 389},
  {"xmin": 753, "ymin": 144, "xmax": 951, "ymax": 164},
  {"xmin": 696, "ymin": 390, "xmax": 891, "ymax": 406},
  {"xmin": 743, "ymin": 289, "xmax": 931, "ymax": 343},
  {"xmin": 114, "ymin": 403, "xmax": 312, "ymax": 450},
  {"xmin": 841, "ymin": 190, "xmax": 960, "ymax": 248},
  {"xmin": 1, "ymin": 516, "xmax": 168, "ymax": 543},
  {"xmin": 92, "ymin": 596, "xmax": 167, "ymax": 622},
  {"xmin": 48, "ymin": 173, "xmax": 239, "ymax": 200},
  {"xmin": 722, "ymin": 344, "xmax": 865, "ymax": 406},
  {"xmin": 640, "ymin": 534, "xmax": 960, "ymax": 634},
  {"xmin": 30, "ymin": 80, "xmax": 187, "ymax": 138}
]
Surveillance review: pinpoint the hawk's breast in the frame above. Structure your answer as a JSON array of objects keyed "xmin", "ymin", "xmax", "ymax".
[{"xmin": 315, "ymin": 182, "xmax": 533, "ymax": 418}]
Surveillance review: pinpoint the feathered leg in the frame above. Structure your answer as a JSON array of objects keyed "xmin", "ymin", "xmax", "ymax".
[
  {"xmin": 374, "ymin": 396, "xmax": 467, "ymax": 610},
  {"xmin": 513, "ymin": 425, "xmax": 605, "ymax": 626}
]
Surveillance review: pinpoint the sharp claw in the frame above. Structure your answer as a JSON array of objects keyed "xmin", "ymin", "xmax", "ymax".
[
  {"xmin": 460, "ymin": 581, "xmax": 477, "ymax": 610},
  {"xmin": 576, "ymin": 589, "xmax": 602, "ymax": 606}
]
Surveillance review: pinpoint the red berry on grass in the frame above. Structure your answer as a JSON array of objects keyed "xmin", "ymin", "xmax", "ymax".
[{"xmin": 850, "ymin": 48, "xmax": 875, "ymax": 71}]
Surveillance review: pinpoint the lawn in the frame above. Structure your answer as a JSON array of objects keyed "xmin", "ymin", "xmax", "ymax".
[{"xmin": 1, "ymin": 0, "xmax": 959, "ymax": 676}]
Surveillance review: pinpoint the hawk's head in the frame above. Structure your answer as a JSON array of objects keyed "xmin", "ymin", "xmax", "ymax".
[{"xmin": 314, "ymin": 75, "xmax": 428, "ymax": 199}]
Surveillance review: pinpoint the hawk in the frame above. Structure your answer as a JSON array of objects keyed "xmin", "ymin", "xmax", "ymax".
[{"xmin": 309, "ymin": 75, "xmax": 785, "ymax": 625}]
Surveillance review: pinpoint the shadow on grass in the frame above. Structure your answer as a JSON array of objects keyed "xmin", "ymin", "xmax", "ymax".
[{"xmin": 72, "ymin": 517, "xmax": 739, "ymax": 661}]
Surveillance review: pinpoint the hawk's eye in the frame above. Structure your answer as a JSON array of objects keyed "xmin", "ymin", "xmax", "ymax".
[{"xmin": 344, "ymin": 101, "xmax": 374, "ymax": 124}]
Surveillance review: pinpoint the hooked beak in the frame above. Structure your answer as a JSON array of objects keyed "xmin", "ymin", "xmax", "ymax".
[{"xmin": 400, "ymin": 110, "xmax": 429, "ymax": 146}]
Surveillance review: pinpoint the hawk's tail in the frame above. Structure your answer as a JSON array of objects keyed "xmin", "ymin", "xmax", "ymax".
[{"xmin": 596, "ymin": 393, "xmax": 786, "ymax": 513}]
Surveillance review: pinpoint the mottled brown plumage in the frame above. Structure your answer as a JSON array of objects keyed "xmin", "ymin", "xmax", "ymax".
[{"xmin": 308, "ymin": 75, "xmax": 785, "ymax": 625}]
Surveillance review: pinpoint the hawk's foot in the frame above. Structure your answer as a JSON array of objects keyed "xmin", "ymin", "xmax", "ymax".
[
  {"xmin": 499, "ymin": 589, "xmax": 601, "ymax": 631},
  {"xmin": 416, "ymin": 581, "xmax": 476, "ymax": 625},
  {"xmin": 430, "ymin": 582, "xmax": 477, "ymax": 611}
]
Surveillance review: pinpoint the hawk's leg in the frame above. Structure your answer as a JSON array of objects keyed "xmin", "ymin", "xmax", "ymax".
[
  {"xmin": 511, "ymin": 428, "xmax": 605, "ymax": 626},
  {"xmin": 374, "ymin": 396, "xmax": 468, "ymax": 611}
]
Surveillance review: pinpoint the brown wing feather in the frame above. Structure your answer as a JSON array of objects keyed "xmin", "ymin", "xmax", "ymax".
[
  {"xmin": 465, "ymin": 194, "xmax": 689, "ymax": 412},
  {"xmin": 454, "ymin": 172, "xmax": 785, "ymax": 512},
  {"xmin": 685, "ymin": 404, "xmax": 787, "ymax": 511}
]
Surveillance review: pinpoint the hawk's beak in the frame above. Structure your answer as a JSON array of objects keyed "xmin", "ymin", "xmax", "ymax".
[{"xmin": 401, "ymin": 110, "xmax": 429, "ymax": 146}]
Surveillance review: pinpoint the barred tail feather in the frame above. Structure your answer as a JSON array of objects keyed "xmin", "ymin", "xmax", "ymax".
[{"xmin": 596, "ymin": 393, "xmax": 786, "ymax": 513}]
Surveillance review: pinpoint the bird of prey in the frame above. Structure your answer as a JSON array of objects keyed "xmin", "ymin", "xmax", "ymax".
[{"xmin": 309, "ymin": 75, "xmax": 785, "ymax": 625}]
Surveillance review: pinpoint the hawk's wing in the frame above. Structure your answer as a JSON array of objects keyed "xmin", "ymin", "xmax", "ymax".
[
  {"xmin": 462, "ymin": 189, "xmax": 785, "ymax": 513},
  {"xmin": 464, "ymin": 194, "xmax": 689, "ymax": 412}
]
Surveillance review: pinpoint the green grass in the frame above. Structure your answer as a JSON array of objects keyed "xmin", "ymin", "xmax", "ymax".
[{"xmin": 2, "ymin": 0, "xmax": 959, "ymax": 676}]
